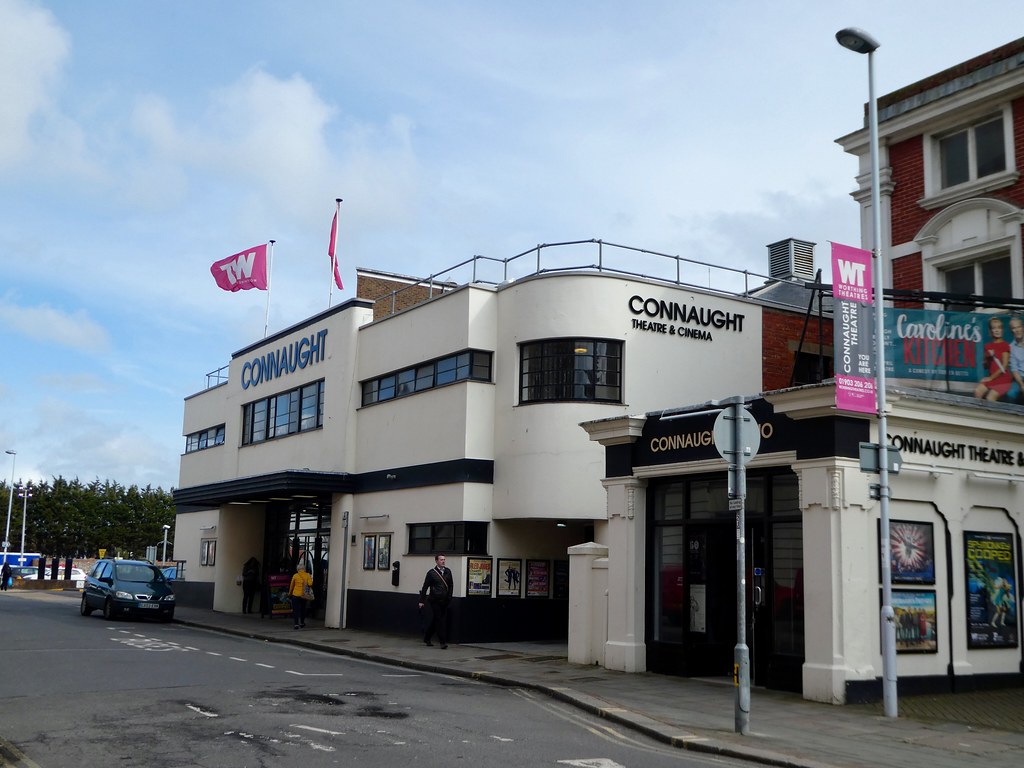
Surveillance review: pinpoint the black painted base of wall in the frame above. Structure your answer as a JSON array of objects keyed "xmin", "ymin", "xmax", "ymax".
[
  {"xmin": 346, "ymin": 589, "xmax": 569, "ymax": 644},
  {"xmin": 172, "ymin": 580, "xmax": 214, "ymax": 609},
  {"xmin": 846, "ymin": 671, "xmax": 1024, "ymax": 704}
]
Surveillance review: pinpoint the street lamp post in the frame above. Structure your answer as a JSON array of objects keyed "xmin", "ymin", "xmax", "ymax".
[
  {"xmin": 18, "ymin": 484, "xmax": 32, "ymax": 566},
  {"xmin": 3, "ymin": 450, "xmax": 15, "ymax": 565},
  {"xmin": 836, "ymin": 26, "xmax": 898, "ymax": 718},
  {"xmin": 162, "ymin": 524, "xmax": 171, "ymax": 565}
]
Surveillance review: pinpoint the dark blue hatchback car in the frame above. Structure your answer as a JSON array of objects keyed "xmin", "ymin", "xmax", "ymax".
[{"xmin": 80, "ymin": 559, "xmax": 175, "ymax": 622}]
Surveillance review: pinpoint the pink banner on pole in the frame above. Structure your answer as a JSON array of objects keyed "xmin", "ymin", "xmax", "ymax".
[
  {"xmin": 831, "ymin": 242, "xmax": 873, "ymax": 304},
  {"xmin": 834, "ymin": 300, "xmax": 877, "ymax": 413},
  {"xmin": 210, "ymin": 244, "xmax": 268, "ymax": 292},
  {"xmin": 836, "ymin": 373, "xmax": 877, "ymax": 414}
]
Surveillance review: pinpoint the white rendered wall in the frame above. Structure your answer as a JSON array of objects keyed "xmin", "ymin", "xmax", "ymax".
[{"xmin": 492, "ymin": 273, "xmax": 762, "ymax": 522}]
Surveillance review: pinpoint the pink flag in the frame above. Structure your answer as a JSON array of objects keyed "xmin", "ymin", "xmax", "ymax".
[
  {"xmin": 210, "ymin": 244, "xmax": 269, "ymax": 292},
  {"xmin": 328, "ymin": 209, "xmax": 344, "ymax": 290}
]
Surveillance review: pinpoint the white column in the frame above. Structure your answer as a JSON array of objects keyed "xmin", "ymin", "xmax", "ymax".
[
  {"xmin": 567, "ymin": 541, "xmax": 609, "ymax": 665},
  {"xmin": 601, "ymin": 476, "xmax": 647, "ymax": 673},
  {"xmin": 798, "ymin": 458, "xmax": 877, "ymax": 703},
  {"xmin": 324, "ymin": 493, "xmax": 353, "ymax": 629}
]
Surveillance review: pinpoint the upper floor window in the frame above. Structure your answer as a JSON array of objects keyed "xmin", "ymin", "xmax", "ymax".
[
  {"xmin": 362, "ymin": 349, "xmax": 492, "ymax": 406},
  {"xmin": 922, "ymin": 108, "xmax": 1016, "ymax": 208},
  {"xmin": 943, "ymin": 254, "xmax": 1012, "ymax": 308},
  {"xmin": 939, "ymin": 114, "xmax": 1005, "ymax": 189},
  {"xmin": 241, "ymin": 380, "xmax": 324, "ymax": 445},
  {"xmin": 913, "ymin": 197, "xmax": 1023, "ymax": 305},
  {"xmin": 519, "ymin": 338, "xmax": 622, "ymax": 404},
  {"xmin": 184, "ymin": 425, "xmax": 225, "ymax": 454}
]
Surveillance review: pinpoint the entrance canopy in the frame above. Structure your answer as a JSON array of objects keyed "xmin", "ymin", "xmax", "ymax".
[{"xmin": 172, "ymin": 469, "xmax": 354, "ymax": 512}]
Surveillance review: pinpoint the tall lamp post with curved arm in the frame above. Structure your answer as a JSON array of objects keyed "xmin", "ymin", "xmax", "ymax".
[
  {"xmin": 836, "ymin": 26, "xmax": 898, "ymax": 718},
  {"xmin": 3, "ymin": 450, "xmax": 15, "ymax": 564}
]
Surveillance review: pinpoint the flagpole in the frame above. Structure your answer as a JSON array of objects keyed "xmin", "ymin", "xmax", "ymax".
[
  {"xmin": 264, "ymin": 240, "xmax": 275, "ymax": 338},
  {"xmin": 329, "ymin": 198, "xmax": 341, "ymax": 307}
]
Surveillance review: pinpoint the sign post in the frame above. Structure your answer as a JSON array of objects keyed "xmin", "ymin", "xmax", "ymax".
[{"xmin": 712, "ymin": 397, "xmax": 760, "ymax": 736}]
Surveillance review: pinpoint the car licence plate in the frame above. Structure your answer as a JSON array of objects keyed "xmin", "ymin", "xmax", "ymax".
[{"xmin": 137, "ymin": 603, "xmax": 158, "ymax": 609}]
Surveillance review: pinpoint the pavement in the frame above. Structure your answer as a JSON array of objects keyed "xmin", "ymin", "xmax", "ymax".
[{"xmin": 170, "ymin": 605, "xmax": 1024, "ymax": 768}]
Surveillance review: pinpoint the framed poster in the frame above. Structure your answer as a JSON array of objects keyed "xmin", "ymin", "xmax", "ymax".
[
  {"xmin": 497, "ymin": 558, "xmax": 522, "ymax": 597},
  {"xmin": 552, "ymin": 560, "xmax": 569, "ymax": 599},
  {"xmin": 201, "ymin": 539, "xmax": 216, "ymax": 566},
  {"xmin": 376, "ymin": 534, "xmax": 391, "ymax": 570},
  {"xmin": 890, "ymin": 590, "xmax": 938, "ymax": 653},
  {"xmin": 526, "ymin": 559, "xmax": 550, "ymax": 598},
  {"xmin": 964, "ymin": 531, "xmax": 1019, "ymax": 648},
  {"xmin": 466, "ymin": 557, "xmax": 492, "ymax": 596},
  {"xmin": 362, "ymin": 535, "xmax": 376, "ymax": 570},
  {"xmin": 888, "ymin": 520, "xmax": 935, "ymax": 585}
]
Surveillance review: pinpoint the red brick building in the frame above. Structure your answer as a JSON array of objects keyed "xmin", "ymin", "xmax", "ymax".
[{"xmin": 837, "ymin": 37, "xmax": 1024, "ymax": 305}]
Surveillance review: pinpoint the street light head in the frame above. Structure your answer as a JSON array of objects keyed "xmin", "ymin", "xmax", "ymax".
[
  {"xmin": 4, "ymin": 450, "xmax": 14, "ymax": 456},
  {"xmin": 163, "ymin": 524, "xmax": 171, "ymax": 530},
  {"xmin": 836, "ymin": 27, "xmax": 879, "ymax": 55}
]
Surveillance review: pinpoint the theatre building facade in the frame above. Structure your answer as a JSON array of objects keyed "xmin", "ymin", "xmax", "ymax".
[
  {"xmin": 169, "ymin": 35, "xmax": 1024, "ymax": 705},
  {"xmin": 171, "ymin": 242, "xmax": 829, "ymax": 652},
  {"xmin": 579, "ymin": 386, "xmax": 1023, "ymax": 702}
]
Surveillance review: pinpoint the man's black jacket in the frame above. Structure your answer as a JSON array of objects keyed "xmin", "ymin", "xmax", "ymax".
[{"xmin": 419, "ymin": 566, "xmax": 453, "ymax": 604}]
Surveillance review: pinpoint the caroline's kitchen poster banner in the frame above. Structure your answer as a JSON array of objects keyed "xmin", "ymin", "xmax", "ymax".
[
  {"xmin": 964, "ymin": 532, "xmax": 1019, "ymax": 648},
  {"xmin": 885, "ymin": 309, "xmax": 1024, "ymax": 397}
]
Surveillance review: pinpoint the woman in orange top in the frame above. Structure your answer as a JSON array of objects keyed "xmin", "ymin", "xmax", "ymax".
[{"xmin": 288, "ymin": 562, "xmax": 314, "ymax": 629}]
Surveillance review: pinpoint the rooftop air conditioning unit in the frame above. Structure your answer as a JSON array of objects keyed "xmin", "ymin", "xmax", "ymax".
[{"xmin": 767, "ymin": 238, "xmax": 815, "ymax": 282}]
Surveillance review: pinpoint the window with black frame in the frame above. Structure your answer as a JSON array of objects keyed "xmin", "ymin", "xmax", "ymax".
[
  {"xmin": 185, "ymin": 424, "xmax": 225, "ymax": 453},
  {"xmin": 362, "ymin": 350, "xmax": 492, "ymax": 406},
  {"xmin": 519, "ymin": 338, "xmax": 622, "ymax": 403},
  {"xmin": 407, "ymin": 521, "xmax": 488, "ymax": 555},
  {"xmin": 241, "ymin": 380, "xmax": 325, "ymax": 445}
]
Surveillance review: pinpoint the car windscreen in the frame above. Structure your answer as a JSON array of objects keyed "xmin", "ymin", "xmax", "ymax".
[{"xmin": 115, "ymin": 564, "xmax": 164, "ymax": 583}]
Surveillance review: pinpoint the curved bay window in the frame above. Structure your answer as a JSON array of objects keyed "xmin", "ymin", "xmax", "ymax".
[{"xmin": 519, "ymin": 338, "xmax": 622, "ymax": 404}]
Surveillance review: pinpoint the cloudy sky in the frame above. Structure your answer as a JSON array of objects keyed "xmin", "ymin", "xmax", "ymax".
[{"xmin": 0, "ymin": 0, "xmax": 1016, "ymax": 491}]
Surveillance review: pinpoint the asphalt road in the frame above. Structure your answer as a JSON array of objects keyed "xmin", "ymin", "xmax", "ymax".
[{"xmin": 0, "ymin": 591, "xmax": 748, "ymax": 768}]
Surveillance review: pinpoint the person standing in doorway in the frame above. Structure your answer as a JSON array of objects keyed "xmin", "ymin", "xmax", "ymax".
[
  {"xmin": 418, "ymin": 554, "xmax": 453, "ymax": 648},
  {"xmin": 288, "ymin": 562, "xmax": 313, "ymax": 629},
  {"xmin": 241, "ymin": 556, "xmax": 260, "ymax": 614}
]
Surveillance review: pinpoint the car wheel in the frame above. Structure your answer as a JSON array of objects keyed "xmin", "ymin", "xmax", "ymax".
[
  {"xmin": 103, "ymin": 599, "xmax": 116, "ymax": 621},
  {"xmin": 80, "ymin": 594, "xmax": 94, "ymax": 616}
]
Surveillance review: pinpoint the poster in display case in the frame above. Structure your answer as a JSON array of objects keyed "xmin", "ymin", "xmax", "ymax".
[{"xmin": 526, "ymin": 560, "xmax": 549, "ymax": 598}]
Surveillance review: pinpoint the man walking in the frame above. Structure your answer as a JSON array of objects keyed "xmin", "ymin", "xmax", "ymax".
[{"xmin": 418, "ymin": 554, "xmax": 453, "ymax": 648}]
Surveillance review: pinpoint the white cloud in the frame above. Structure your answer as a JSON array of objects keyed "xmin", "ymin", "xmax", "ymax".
[
  {"xmin": 0, "ymin": 296, "xmax": 110, "ymax": 352},
  {"xmin": 0, "ymin": 0, "xmax": 69, "ymax": 169},
  {"xmin": 31, "ymin": 398, "xmax": 178, "ymax": 489}
]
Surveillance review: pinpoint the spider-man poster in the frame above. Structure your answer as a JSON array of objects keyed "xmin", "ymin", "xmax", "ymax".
[{"xmin": 888, "ymin": 521, "xmax": 935, "ymax": 584}]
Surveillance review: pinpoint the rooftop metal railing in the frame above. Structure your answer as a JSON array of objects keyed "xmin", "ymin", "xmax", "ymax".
[
  {"xmin": 205, "ymin": 365, "xmax": 229, "ymax": 390},
  {"xmin": 379, "ymin": 237, "xmax": 794, "ymax": 317},
  {"xmin": 196, "ymin": 239, "xmax": 808, "ymax": 392}
]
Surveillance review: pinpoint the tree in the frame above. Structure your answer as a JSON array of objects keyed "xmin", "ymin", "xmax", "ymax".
[{"xmin": 1, "ymin": 476, "xmax": 175, "ymax": 560}]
